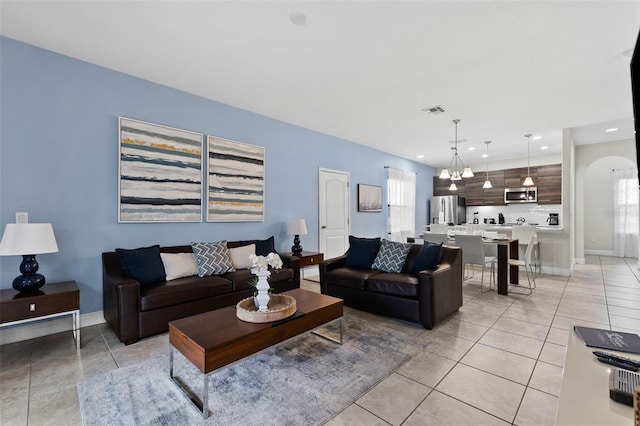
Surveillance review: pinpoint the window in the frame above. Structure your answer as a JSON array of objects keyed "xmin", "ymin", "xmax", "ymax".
[{"xmin": 386, "ymin": 167, "xmax": 416, "ymax": 242}]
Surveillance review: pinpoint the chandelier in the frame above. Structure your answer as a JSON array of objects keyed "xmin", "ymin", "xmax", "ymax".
[{"xmin": 439, "ymin": 119, "xmax": 473, "ymax": 190}]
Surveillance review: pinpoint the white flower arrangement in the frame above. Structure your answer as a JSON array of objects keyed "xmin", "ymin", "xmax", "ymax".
[{"xmin": 249, "ymin": 252, "xmax": 283, "ymax": 274}]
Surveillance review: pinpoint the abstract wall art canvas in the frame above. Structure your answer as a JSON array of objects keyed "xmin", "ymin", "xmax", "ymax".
[
  {"xmin": 207, "ymin": 135, "xmax": 265, "ymax": 222},
  {"xmin": 118, "ymin": 117, "xmax": 203, "ymax": 222}
]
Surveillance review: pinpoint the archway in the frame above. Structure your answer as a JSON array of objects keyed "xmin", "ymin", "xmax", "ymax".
[{"xmin": 583, "ymin": 156, "xmax": 635, "ymax": 256}]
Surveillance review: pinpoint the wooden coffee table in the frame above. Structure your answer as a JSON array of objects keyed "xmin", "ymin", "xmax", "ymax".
[{"xmin": 168, "ymin": 288, "xmax": 344, "ymax": 418}]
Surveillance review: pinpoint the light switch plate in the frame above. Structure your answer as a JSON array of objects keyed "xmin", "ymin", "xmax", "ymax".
[{"xmin": 15, "ymin": 212, "xmax": 28, "ymax": 223}]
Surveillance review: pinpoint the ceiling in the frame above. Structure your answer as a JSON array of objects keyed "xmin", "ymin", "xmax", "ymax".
[{"xmin": 1, "ymin": 1, "xmax": 638, "ymax": 168}]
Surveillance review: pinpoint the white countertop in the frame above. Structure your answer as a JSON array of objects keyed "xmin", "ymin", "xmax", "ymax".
[{"xmin": 484, "ymin": 225, "xmax": 563, "ymax": 232}]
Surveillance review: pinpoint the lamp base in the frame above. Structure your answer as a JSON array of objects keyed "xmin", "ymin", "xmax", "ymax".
[
  {"xmin": 13, "ymin": 255, "xmax": 46, "ymax": 293},
  {"xmin": 291, "ymin": 235, "xmax": 303, "ymax": 256},
  {"xmin": 13, "ymin": 273, "xmax": 45, "ymax": 292}
]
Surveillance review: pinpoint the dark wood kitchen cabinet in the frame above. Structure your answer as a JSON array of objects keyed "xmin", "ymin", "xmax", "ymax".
[
  {"xmin": 433, "ymin": 176, "xmax": 465, "ymax": 196},
  {"xmin": 465, "ymin": 170, "xmax": 505, "ymax": 206},
  {"xmin": 504, "ymin": 167, "xmax": 537, "ymax": 188},
  {"xmin": 536, "ymin": 164, "xmax": 562, "ymax": 204}
]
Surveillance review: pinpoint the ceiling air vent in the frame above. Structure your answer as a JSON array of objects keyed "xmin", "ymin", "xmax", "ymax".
[{"xmin": 422, "ymin": 105, "xmax": 446, "ymax": 115}]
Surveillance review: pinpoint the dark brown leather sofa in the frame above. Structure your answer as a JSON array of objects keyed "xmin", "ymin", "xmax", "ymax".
[
  {"xmin": 319, "ymin": 244, "xmax": 462, "ymax": 329},
  {"xmin": 103, "ymin": 242, "xmax": 300, "ymax": 344}
]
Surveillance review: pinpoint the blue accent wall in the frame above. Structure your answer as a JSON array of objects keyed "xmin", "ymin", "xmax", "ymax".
[{"xmin": 0, "ymin": 37, "xmax": 436, "ymax": 313}]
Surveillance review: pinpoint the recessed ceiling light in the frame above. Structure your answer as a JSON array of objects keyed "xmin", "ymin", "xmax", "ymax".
[
  {"xmin": 290, "ymin": 12, "xmax": 309, "ymax": 26},
  {"xmin": 417, "ymin": 154, "xmax": 424, "ymax": 158},
  {"xmin": 481, "ymin": 154, "xmax": 488, "ymax": 158},
  {"xmin": 532, "ymin": 135, "xmax": 542, "ymax": 141},
  {"xmin": 540, "ymin": 146, "xmax": 549, "ymax": 150},
  {"xmin": 467, "ymin": 147, "xmax": 475, "ymax": 151},
  {"xmin": 605, "ymin": 127, "xmax": 618, "ymax": 132}
]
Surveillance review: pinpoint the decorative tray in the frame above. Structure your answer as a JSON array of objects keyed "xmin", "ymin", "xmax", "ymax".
[{"xmin": 236, "ymin": 294, "xmax": 297, "ymax": 323}]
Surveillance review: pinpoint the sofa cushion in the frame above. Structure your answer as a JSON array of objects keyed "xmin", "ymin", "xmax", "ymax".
[
  {"xmin": 191, "ymin": 241, "xmax": 235, "ymax": 276},
  {"xmin": 365, "ymin": 273, "xmax": 419, "ymax": 298},
  {"xmin": 160, "ymin": 252, "xmax": 198, "ymax": 281},
  {"xmin": 116, "ymin": 245, "xmax": 166, "ymax": 285},
  {"xmin": 223, "ymin": 267, "xmax": 294, "ymax": 291},
  {"xmin": 372, "ymin": 239, "xmax": 412, "ymax": 273},
  {"xmin": 325, "ymin": 267, "xmax": 383, "ymax": 290},
  {"xmin": 228, "ymin": 244, "xmax": 255, "ymax": 270},
  {"xmin": 410, "ymin": 242, "xmax": 443, "ymax": 274},
  {"xmin": 139, "ymin": 275, "xmax": 233, "ymax": 311},
  {"xmin": 230, "ymin": 236, "xmax": 275, "ymax": 257},
  {"xmin": 344, "ymin": 236, "xmax": 381, "ymax": 269}
]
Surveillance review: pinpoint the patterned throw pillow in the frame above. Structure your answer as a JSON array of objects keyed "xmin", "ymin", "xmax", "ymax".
[
  {"xmin": 372, "ymin": 239, "xmax": 412, "ymax": 273},
  {"xmin": 191, "ymin": 241, "xmax": 235, "ymax": 277}
]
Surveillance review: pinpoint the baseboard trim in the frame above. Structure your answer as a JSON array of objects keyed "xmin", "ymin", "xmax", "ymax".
[
  {"xmin": 0, "ymin": 310, "xmax": 105, "ymax": 346},
  {"xmin": 541, "ymin": 266, "xmax": 571, "ymax": 277},
  {"xmin": 584, "ymin": 250, "xmax": 615, "ymax": 256},
  {"xmin": 574, "ymin": 258, "xmax": 586, "ymax": 265}
]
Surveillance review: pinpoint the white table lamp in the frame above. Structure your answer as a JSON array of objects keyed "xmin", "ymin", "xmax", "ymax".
[
  {"xmin": 287, "ymin": 219, "xmax": 308, "ymax": 255},
  {"xmin": 0, "ymin": 223, "xmax": 59, "ymax": 292}
]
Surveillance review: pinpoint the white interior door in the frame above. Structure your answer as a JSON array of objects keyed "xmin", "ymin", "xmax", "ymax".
[{"xmin": 319, "ymin": 168, "xmax": 350, "ymax": 260}]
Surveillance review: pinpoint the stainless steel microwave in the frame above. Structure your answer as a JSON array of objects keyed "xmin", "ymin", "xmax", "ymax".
[{"xmin": 504, "ymin": 187, "xmax": 537, "ymax": 204}]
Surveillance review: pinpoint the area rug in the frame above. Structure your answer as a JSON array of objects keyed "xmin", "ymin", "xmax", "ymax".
[{"xmin": 77, "ymin": 311, "xmax": 427, "ymax": 425}]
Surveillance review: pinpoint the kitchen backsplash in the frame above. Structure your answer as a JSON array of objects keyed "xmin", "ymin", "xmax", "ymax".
[{"xmin": 466, "ymin": 204, "xmax": 562, "ymax": 226}]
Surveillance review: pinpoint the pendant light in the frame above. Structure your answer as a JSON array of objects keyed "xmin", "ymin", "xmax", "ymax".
[
  {"xmin": 523, "ymin": 133, "xmax": 535, "ymax": 186},
  {"xmin": 439, "ymin": 119, "xmax": 473, "ymax": 181},
  {"xmin": 482, "ymin": 141, "xmax": 492, "ymax": 189}
]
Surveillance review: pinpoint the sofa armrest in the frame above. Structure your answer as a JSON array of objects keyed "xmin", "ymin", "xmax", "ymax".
[
  {"xmin": 319, "ymin": 254, "xmax": 348, "ymax": 294},
  {"xmin": 102, "ymin": 252, "xmax": 141, "ymax": 345},
  {"xmin": 279, "ymin": 253, "xmax": 301, "ymax": 287},
  {"xmin": 417, "ymin": 247, "xmax": 463, "ymax": 329}
]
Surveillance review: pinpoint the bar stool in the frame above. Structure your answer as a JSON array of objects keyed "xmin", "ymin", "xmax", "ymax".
[{"xmin": 511, "ymin": 225, "xmax": 540, "ymax": 275}]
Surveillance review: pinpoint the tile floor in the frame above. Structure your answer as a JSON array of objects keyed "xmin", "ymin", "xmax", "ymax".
[{"xmin": 1, "ymin": 255, "xmax": 639, "ymax": 425}]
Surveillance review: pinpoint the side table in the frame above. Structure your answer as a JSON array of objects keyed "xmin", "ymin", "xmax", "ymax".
[
  {"xmin": 0, "ymin": 280, "xmax": 80, "ymax": 349},
  {"xmin": 281, "ymin": 251, "xmax": 324, "ymax": 279}
]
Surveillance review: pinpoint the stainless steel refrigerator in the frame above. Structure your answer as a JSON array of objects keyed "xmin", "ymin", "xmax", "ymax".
[{"xmin": 430, "ymin": 195, "xmax": 466, "ymax": 225}]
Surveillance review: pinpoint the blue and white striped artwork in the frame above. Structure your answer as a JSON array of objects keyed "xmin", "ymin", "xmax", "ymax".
[
  {"xmin": 119, "ymin": 117, "xmax": 203, "ymax": 222},
  {"xmin": 207, "ymin": 136, "xmax": 265, "ymax": 222}
]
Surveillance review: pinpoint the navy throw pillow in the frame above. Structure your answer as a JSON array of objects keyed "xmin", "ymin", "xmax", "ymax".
[
  {"xmin": 344, "ymin": 236, "xmax": 381, "ymax": 269},
  {"xmin": 411, "ymin": 242, "xmax": 443, "ymax": 274},
  {"xmin": 237, "ymin": 236, "xmax": 275, "ymax": 256},
  {"xmin": 115, "ymin": 245, "xmax": 166, "ymax": 285}
]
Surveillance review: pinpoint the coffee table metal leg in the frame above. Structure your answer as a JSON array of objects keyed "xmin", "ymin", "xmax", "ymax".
[
  {"xmin": 169, "ymin": 345, "xmax": 210, "ymax": 418},
  {"xmin": 311, "ymin": 317, "xmax": 343, "ymax": 344}
]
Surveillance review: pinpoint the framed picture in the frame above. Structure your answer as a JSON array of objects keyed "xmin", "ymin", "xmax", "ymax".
[
  {"xmin": 118, "ymin": 117, "xmax": 203, "ymax": 223},
  {"xmin": 207, "ymin": 135, "xmax": 265, "ymax": 222},
  {"xmin": 358, "ymin": 184, "xmax": 383, "ymax": 212}
]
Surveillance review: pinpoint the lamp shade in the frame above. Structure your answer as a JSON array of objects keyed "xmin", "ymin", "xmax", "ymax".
[
  {"xmin": 287, "ymin": 219, "xmax": 308, "ymax": 236},
  {"xmin": 0, "ymin": 224, "xmax": 59, "ymax": 255}
]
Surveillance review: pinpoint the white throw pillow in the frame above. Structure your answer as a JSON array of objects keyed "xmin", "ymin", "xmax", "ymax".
[
  {"xmin": 229, "ymin": 244, "xmax": 256, "ymax": 270},
  {"xmin": 160, "ymin": 252, "xmax": 199, "ymax": 281}
]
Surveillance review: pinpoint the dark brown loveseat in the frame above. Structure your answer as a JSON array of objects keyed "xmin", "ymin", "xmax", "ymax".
[
  {"xmin": 319, "ymin": 241, "xmax": 462, "ymax": 329},
  {"xmin": 103, "ymin": 240, "xmax": 299, "ymax": 344}
]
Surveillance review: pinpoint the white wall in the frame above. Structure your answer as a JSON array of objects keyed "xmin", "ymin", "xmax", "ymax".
[
  {"xmin": 574, "ymin": 138, "xmax": 636, "ymax": 262},
  {"xmin": 583, "ymin": 156, "xmax": 635, "ymax": 255}
]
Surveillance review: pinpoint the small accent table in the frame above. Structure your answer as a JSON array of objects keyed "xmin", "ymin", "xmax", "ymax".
[
  {"xmin": 0, "ymin": 280, "xmax": 80, "ymax": 349},
  {"xmin": 281, "ymin": 251, "xmax": 324, "ymax": 279}
]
